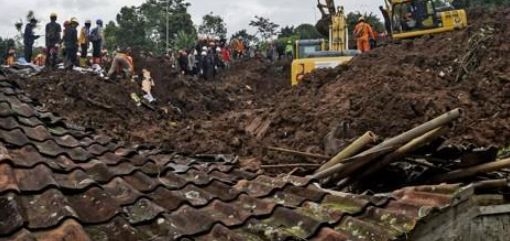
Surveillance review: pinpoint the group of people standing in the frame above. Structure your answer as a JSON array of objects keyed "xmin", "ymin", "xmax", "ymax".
[{"xmin": 23, "ymin": 13, "xmax": 104, "ymax": 69}]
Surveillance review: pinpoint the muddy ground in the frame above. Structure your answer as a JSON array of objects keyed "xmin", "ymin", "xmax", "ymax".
[{"xmin": 13, "ymin": 8, "xmax": 510, "ymax": 172}]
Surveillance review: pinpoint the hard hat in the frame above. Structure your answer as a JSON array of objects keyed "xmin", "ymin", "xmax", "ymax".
[
  {"xmin": 287, "ymin": 40, "xmax": 292, "ymax": 44},
  {"xmin": 85, "ymin": 20, "xmax": 92, "ymax": 24},
  {"xmin": 70, "ymin": 17, "xmax": 79, "ymax": 24},
  {"xmin": 201, "ymin": 51, "xmax": 207, "ymax": 56},
  {"xmin": 96, "ymin": 19, "xmax": 103, "ymax": 25},
  {"xmin": 50, "ymin": 13, "xmax": 57, "ymax": 18},
  {"xmin": 216, "ymin": 47, "xmax": 221, "ymax": 52},
  {"xmin": 202, "ymin": 46, "xmax": 207, "ymax": 51},
  {"xmin": 358, "ymin": 16, "xmax": 365, "ymax": 22}
]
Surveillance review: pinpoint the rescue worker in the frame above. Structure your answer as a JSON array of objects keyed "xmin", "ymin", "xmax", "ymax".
[
  {"xmin": 141, "ymin": 69, "xmax": 156, "ymax": 103},
  {"xmin": 107, "ymin": 48, "xmax": 134, "ymax": 80},
  {"xmin": 79, "ymin": 20, "xmax": 92, "ymax": 66},
  {"xmin": 353, "ymin": 16, "xmax": 375, "ymax": 53},
  {"xmin": 232, "ymin": 37, "xmax": 245, "ymax": 60},
  {"xmin": 5, "ymin": 48, "xmax": 16, "ymax": 66},
  {"xmin": 285, "ymin": 40, "xmax": 294, "ymax": 60},
  {"xmin": 89, "ymin": 19, "xmax": 104, "ymax": 65},
  {"xmin": 379, "ymin": 6, "xmax": 392, "ymax": 37},
  {"xmin": 63, "ymin": 18, "xmax": 79, "ymax": 69},
  {"xmin": 33, "ymin": 48, "xmax": 46, "ymax": 66},
  {"xmin": 45, "ymin": 13, "xmax": 62, "ymax": 68},
  {"xmin": 23, "ymin": 18, "xmax": 40, "ymax": 62}
]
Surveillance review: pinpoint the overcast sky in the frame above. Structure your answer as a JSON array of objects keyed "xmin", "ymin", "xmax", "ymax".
[{"xmin": 0, "ymin": 0, "xmax": 381, "ymax": 42}]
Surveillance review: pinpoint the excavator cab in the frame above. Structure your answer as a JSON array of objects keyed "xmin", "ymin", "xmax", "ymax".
[
  {"xmin": 295, "ymin": 39, "xmax": 326, "ymax": 60},
  {"xmin": 389, "ymin": 0, "xmax": 467, "ymax": 39}
]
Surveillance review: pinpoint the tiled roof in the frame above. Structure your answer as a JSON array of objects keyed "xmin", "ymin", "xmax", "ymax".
[{"xmin": 0, "ymin": 77, "xmax": 470, "ymax": 241}]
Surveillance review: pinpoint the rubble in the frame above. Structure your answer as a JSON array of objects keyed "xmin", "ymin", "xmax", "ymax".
[{"xmin": 7, "ymin": 8, "xmax": 510, "ymax": 181}]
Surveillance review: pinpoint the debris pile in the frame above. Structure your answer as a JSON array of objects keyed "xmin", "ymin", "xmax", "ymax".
[
  {"xmin": 7, "ymin": 8, "xmax": 510, "ymax": 180},
  {"xmin": 304, "ymin": 108, "xmax": 510, "ymax": 194}
]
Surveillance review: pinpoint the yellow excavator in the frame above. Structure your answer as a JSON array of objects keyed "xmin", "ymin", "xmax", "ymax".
[
  {"xmin": 290, "ymin": 0, "xmax": 468, "ymax": 86},
  {"xmin": 385, "ymin": 0, "xmax": 468, "ymax": 40},
  {"xmin": 291, "ymin": 0, "xmax": 356, "ymax": 86}
]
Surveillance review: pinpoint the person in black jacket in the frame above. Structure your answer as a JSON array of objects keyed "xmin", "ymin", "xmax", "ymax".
[
  {"xmin": 63, "ymin": 18, "xmax": 79, "ymax": 69},
  {"xmin": 23, "ymin": 18, "xmax": 40, "ymax": 62},
  {"xmin": 45, "ymin": 13, "xmax": 62, "ymax": 67}
]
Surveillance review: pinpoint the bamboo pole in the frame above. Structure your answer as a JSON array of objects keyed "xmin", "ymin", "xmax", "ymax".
[
  {"xmin": 265, "ymin": 146, "xmax": 330, "ymax": 160},
  {"xmin": 315, "ymin": 131, "xmax": 377, "ymax": 173},
  {"xmin": 261, "ymin": 163, "xmax": 321, "ymax": 169},
  {"xmin": 309, "ymin": 108, "xmax": 462, "ymax": 181},
  {"xmin": 358, "ymin": 127, "xmax": 447, "ymax": 179},
  {"xmin": 431, "ymin": 158, "xmax": 510, "ymax": 183}
]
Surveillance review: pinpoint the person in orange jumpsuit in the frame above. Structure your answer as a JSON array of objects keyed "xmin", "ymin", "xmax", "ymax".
[{"xmin": 354, "ymin": 16, "xmax": 375, "ymax": 53}]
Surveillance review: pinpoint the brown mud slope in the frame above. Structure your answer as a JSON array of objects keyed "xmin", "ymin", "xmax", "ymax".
[
  {"xmin": 15, "ymin": 58, "xmax": 289, "ymax": 146},
  {"xmin": 14, "ymin": 8, "xmax": 510, "ymax": 169},
  {"xmin": 254, "ymin": 8, "xmax": 510, "ymax": 158}
]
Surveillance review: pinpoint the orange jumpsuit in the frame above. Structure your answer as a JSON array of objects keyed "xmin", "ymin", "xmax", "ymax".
[{"xmin": 354, "ymin": 22, "xmax": 375, "ymax": 53}]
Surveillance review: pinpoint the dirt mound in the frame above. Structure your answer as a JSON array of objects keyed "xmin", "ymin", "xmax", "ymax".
[
  {"xmin": 11, "ymin": 8, "xmax": 510, "ymax": 173},
  {"xmin": 15, "ymin": 58, "xmax": 290, "ymax": 147},
  {"xmin": 254, "ymin": 8, "xmax": 510, "ymax": 160}
]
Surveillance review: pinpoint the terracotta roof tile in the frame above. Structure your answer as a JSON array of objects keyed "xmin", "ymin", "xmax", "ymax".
[{"xmin": 0, "ymin": 79, "xmax": 480, "ymax": 240}]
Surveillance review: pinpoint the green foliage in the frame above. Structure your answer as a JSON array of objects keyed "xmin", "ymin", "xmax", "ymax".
[
  {"xmin": 346, "ymin": 12, "xmax": 384, "ymax": 33},
  {"xmin": 198, "ymin": 12, "xmax": 227, "ymax": 38},
  {"xmin": 174, "ymin": 30, "xmax": 196, "ymax": 50},
  {"xmin": 106, "ymin": 0, "xmax": 196, "ymax": 53},
  {"xmin": 278, "ymin": 25, "xmax": 295, "ymax": 38},
  {"xmin": 103, "ymin": 21, "xmax": 119, "ymax": 50},
  {"xmin": 0, "ymin": 37, "xmax": 16, "ymax": 64},
  {"xmin": 230, "ymin": 29, "xmax": 258, "ymax": 43},
  {"xmin": 249, "ymin": 16, "xmax": 280, "ymax": 40},
  {"xmin": 294, "ymin": 24, "xmax": 323, "ymax": 39}
]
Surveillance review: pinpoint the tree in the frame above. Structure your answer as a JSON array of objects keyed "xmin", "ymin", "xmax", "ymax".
[
  {"xmin": 230, "ymin": 29, "xmax": 258, "ymax": 43},
  {"xmin": 103, "ymin": 21, "xmax": 119, "ymax": 50},
  {"xmin": 346, "ymin": 12, "xmax": 384, "ymax": 33},
  {"xmin": 278, "ymin": 25, "xmax": 295, "ymax": 38},
  {"xmin": 294, "ymin": 24, "xmax": 323, "ymax": 39},
  {"xmin": 249, "ymin": 16, "xmax": 280, "ymax": 40},
  {"xmin": 174, "ymin": 30, "xmax": 195, "ymax": 50},
  {"xmin": 106, "ymin": 0, "xmax": 196, "ymax": 53},
  {"xmin": 198, "ymin": 12, "xmax": 227, "ymax": 38},
  {"xmin": 0, "ymin": 37, "xmax": 16, "ymax": 64}
]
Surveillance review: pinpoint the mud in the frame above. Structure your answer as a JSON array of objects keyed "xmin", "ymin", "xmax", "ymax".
[{"xmin": 13, "ymin": 8, "xmax": 510, "ymax": 173}]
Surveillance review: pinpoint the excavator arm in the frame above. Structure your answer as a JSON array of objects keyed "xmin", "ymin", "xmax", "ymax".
[{"xmin": 316, "ymin": 0, "xmax": 337, "ymax": 37}]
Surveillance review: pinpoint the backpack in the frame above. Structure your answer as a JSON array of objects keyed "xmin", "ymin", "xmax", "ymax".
[{"xmin": 89, "ymin": 28, "xmax": 101, "ymax": 42}]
